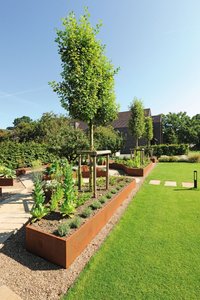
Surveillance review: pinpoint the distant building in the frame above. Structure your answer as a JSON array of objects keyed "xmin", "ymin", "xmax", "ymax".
[{"xmin": 73, "ymin": 108, "xmax": 163, "ymax": 154}]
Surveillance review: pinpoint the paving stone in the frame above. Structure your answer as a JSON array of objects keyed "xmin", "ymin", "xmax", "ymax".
[
  {"xmin": 182, "ymin": 182, "xmax": 194, "ymax": 188},
  {"xmin": 0, "ymin": 285, "xmax": 22, "ymax": 300},
  {"xmin": 149, "ymin": 180, "xmax": 161, "ymax": 185},
  {"xmin": 164, "ymin": 181, "xmax": 177, "ymax": 187}
]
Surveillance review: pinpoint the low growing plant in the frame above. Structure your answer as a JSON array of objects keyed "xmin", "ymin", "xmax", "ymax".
[
  {"xmin": 81, "ymin": 207, "xmax": 93, "ymax": 218},
  {"xmin": 99, "ymin": 196, "xmax": 107, "ymax": 204},
  {"xmin": 57, "ymin": 222, "xmax": 70, "ymax": 237},
  {"xmin": 90, "ymin": 200, "xmax": 102, "ymax": 210},
  {"xmin": 105, "ymin": 192, "xmax": 112, "ymax": 199},
  {"xmin": 111, "ymin": 189, "xmax": 117, "ymax": 194},
  {"xmin": 69, "ymin": 216, "xmax": 83, "ymax": 228},
  {"xmin": 76, "ymin": 192, "xmax": 92, "ymax": 207},
  {"xmin": 0, "ymin": 166, "xmax": 16, "ymax": 178}
]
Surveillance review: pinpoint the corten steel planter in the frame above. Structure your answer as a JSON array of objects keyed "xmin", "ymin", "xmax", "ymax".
[
  {"xmin": 26, "ymin": 179, "xmax": 136, "ymax": 269},
  {"xmin": 0, "ymin": 178, "xmax": 14, "ymax": 186},
  {"xmin": 109, "ymin": 161, "xmax": 154, "ymax": 177},
  {"xmin": 16, "ymin": 168, "xmax": 26, "ymax": 176}
]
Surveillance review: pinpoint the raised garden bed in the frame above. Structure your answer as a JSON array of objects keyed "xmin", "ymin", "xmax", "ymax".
[
  {"xmin": 0, "ymin": 178, "xmax": 14, "ymax": 186},
  {"xmin": 26, "ymin": 178, "xmax": 136, "ymax": 268},
  {"xmin": 109, "ymin": 161, "xmax": 154, "ymax": 176},
  {"xmin": 81, "ymin": 166, "xmax": 106, "ymax": 178}
]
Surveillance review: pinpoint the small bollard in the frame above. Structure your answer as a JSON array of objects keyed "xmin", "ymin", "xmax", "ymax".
[{"xmin": 194, "ymin": 170, "xmax": 197, "ymax": 188}]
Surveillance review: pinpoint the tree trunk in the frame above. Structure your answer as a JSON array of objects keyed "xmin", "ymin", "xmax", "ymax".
[
  {"xmin": 89, "ymin": 120, "xmax": 94, "ymax": 191},
  {"xmin": 135, "ymin": 138, "xmax": 138, "ymax": 148}
]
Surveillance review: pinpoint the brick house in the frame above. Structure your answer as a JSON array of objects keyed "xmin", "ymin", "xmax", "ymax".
[{"xmin": 74, "ymin": 108, "xmax": 163, "ymax": 154}]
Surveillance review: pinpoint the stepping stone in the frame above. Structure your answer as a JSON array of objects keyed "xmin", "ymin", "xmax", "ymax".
[
  {"xmin": 182, "ymin": 182, "xmax": 194, "ymax": 188},
  {"xmin": 149, "ymin": 180, "xmax": 161, "ymax": 185},
  {"xmin": 164, "ymin": 181, "xmax": 177, "ymax": 187},
  {"xmin": 0, "ymin": 285, "xmax": 22, "ymax": 300}
]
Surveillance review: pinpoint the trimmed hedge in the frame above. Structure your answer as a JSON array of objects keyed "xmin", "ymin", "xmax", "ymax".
[
  {"xmin": 0, "ymin": 141, "xmax": 57, "ymax": 169},
  {"xmin": 151, "ymin": 144, "xmax": 189, "ymax": 157}
]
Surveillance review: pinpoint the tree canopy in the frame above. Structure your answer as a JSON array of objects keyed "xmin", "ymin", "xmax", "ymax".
[
  {"xmin": 49, "ymin": 9, "xmax": 119, "ymax": 149},
  {"xmin": 128, "ymin": 97, "xmax": 145, "ymax": 148}
]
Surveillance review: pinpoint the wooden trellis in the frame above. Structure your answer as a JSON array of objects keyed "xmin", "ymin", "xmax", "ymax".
[{"xmin": 77, "ymin": 150, "xmax": 111, "ymax": 198}]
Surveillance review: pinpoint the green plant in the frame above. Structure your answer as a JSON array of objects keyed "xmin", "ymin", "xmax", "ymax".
[
  {"xmin": 99, "ymin": 196, "xmax": 107, "ymax": 204},
  {"xmin": 81, "ymin": 207, "xmax": 93, "ymax": 218},
  {"xmin": 31, "ymin": 159, "xmax": 42, "ymax": 169},
  {"xmin": 69, "ymin": 216, "xmax": 83, "ymax": 228},
  {"xmin": 109, "ymin": 176, "xmax": 117, "ymax": 186},
  {"xmin": 76, "ymin": 192, "xmax": 92, "ymax": 207},
  {"xmin": 96, "ymin": 177, "xmax": 106, "ymax": 188},
  {"xmin": 105, "ymin": 192, "xmax": 112, "ymax": 199},
  {"xmin": 60, "ymin": 161, "xmax": 77, "ymax": 217},
  {"xmin": 0, "ymin": 166, "xmax": 16, "ymax": 178},
  {"xmin": 90, "ymin": 201, "xmax": 102, "ymax": 210},
  {"xmin": 111, "ymin": 189, "xmax": 117, "ymax": 194},
  {"xmin": 50, "ymin": 184, "xmax": 64, "ymax": 211},
  {"xmin": 31, "ymin": 176, "xmax": 49, "ymax": 222},
  {"xmin": 57, "ymin": 222, "xmax": 70, "ymax": 237}
]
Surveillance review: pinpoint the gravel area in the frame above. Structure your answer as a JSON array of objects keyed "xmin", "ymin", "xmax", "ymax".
[{"xmin": 0, "ymin": 168, "xmax": 151, "ymax": 300}]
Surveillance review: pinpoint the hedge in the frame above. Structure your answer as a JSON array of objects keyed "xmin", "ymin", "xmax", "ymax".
[
  {"xmin": 0, "ymin": 141, "xmax": 57, "ymax": 169},
  {"xmin": 151, "ymin": 144, "xmax": 189, "ymax": 157}
]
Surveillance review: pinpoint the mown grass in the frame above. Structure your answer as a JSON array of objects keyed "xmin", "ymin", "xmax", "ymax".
[{"xmin": 63, "ymin": 163, "xmax": 200, "ymax": 300}]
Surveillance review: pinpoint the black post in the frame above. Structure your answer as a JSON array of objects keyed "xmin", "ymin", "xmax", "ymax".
[{"xmin": 194, "ymin": 170, "xmax": 197, "ymax": 188}]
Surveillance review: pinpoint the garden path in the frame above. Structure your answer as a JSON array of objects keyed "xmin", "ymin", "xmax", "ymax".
[
  {"xmin": 149, "ymin": 180, "xmax": 194, "ymax": 187},
  {"xmin": 0, "ymin": 173, "xmax": 34, "ymax": 249}
]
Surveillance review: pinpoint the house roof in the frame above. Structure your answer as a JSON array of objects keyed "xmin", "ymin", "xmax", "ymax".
[
  {"xmin": 112, "ymin": 108, "xmax": 152, "ymax": 129},
  {"xmin": 74, "ymin": 109, "xmax": 161, "ymax": 130}
]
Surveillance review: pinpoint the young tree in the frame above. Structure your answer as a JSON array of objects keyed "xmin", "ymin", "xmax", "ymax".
[
  {"xmin": 50, "ymin": 10, "xmax": 119, "ymax": 150},
  {"xmin": 144, "ymin": 116, "xmax": 153, "ymax": 147},
  {"xmin": 128, "ymin": 97, "xmax": 145, "ymax": 148}
]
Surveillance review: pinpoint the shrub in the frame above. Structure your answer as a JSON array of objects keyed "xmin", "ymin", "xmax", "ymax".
[
  {"xmin": 111, "ymin": 189, "xmax": 117, "ymax": 194},
  {"xmin": 90, "ymin": 201, "xmax": 102, "ymax": 210},
  {"xmin": 69, "ymin": 216, "xmax": 83, "ymax": 228},
  {"xmin": 57, "ymin": 222, "xmax": 70, "ymax": 237},
  {"xmin": 99, "ymin": 196, "xmax": 107, "ymax": 203},
  {"xmin": 152, "ymin": 144, "xmax": 189, "ymax": 157},
  {"xmin": 105, "ymin": 192, "xmax": 112, "ymax": 199},
  {"xmin": 81, "ymin": 207, "xmax": 93, "ymax": 218}
]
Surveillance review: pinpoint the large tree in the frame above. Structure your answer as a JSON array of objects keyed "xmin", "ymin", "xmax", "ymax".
[
  {"xmin": 50, "ymin": 10, "xmax": 119, "ymax": 150},
  {"xmin": 162, "ymin": 112, "xmax": 192, "ymax": 144},
  {"xmin": 128, "ymin": 97, "xmax": 145, "ymax": 148}
]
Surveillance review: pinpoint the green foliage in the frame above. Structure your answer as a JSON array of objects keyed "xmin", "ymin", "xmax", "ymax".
[
  {"xmin": 94, "ymin": 126, "xmax": 123, "ymax": 153},
  {"xmin": 76, "ymin": 192, "xmax": 92, "ymax": 207},
  {"xmin": 50, "ymin": 9, "xmax": 119, "ymax": 150},
  {"xmin": 96, "ymin": 176, "xmax": 105, "ymax": 188},
  {"xmin": 81, "ymin": 207, "xmax": 93, "ymax": 218},
  {"xmin": 128, "ymin": 97, "xmax": 145, "ymax": 147},
  {"xmin": 109, "ymin": 176, "xmax": 117, "ymax": 186},
  {"xmin": 162, "ymin": 112, "xmax": 192, "ymax": 144},
  {"xmin": 111, "ymin": 189, "xmax": 117, "ymax": 194},
  {"xmin": 50, "ymin": 184, "xmax": 64, "ymax": 211},
  {"xmin": 144, "ymin": 116, "xmax": 153, "ymax": 146},
  {"xmin": 90, "ymin": 200, "xmax": 102, "ymax": 210},
  {"xmin": 0, "ymin": 141, "xmax": 56, "ymax": 169},
  {"xmin": 152, "ymin": 144, "xmax": 189, "ymax": 157},
  {"xmin": 0, "ymin": 166, "xmax": 16, "ymax": 178},
  {"xmin": 57, "ymin": 222, "xmax": 70, "ymax": 237},
  {"xmin": 31, "ymin": 176, "xmax": 49, "ymax": 222},
  {"xmin": 99, "ymin": 196, "xmax": 107, "ymax": 204},
  {"xmin": 69, "ymin": 216, "xmax": 83, "ymax": 229},
  {"xmin": 105, "ymin": 192, "xmax": 112, "ymax": 199},
  {"xmin": 60, "ymin": 161, "xmax": 77, "ymax": 216},
  {"xmin": 13, "ymin": 116, "xmax": 33, "ymax": 127}
]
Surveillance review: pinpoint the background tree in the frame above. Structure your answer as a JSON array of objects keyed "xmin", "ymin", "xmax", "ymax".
[
  {"xmin": 50, "ymin": 9, "xmax": 119, "ymax": 150},
  {"xmin": 144, "ymin": 116, "xmax": 153, "ymax": 147},
  {"xmin": 162, "ymin": 112, "xmax": 191, "ymax": 144},
  {"xmin": 128, "ymin": 97, "xmax": 145, "ymax": 148},
  {"xmin": 13, "ymin": 116, "xmax": 33, "ymax": 127},
  {"xmin": 94, "ymin": 125, "xmax": 123, "ymax": 154}
]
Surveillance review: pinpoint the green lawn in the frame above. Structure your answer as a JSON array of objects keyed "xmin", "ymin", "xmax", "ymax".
[{"xmin": 63, "ymin": 163, "xmax": 200, "ymax": 300}]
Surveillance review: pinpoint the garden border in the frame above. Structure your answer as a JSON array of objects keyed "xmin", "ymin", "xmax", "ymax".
[
  {"xmin": 26, "ymin": 179, "xmax": 136, "ymax": 268},
  {"xmin": 109, "ymin": 161, "xmax": 154, "ymax": 176}
]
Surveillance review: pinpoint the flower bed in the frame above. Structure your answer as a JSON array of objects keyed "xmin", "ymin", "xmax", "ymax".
[
  {"xmin": 26, "ymin": 178, "xmax": 136, "ymax": 268},
  {"xmin": 109, "ymin": 161, "xmax": 154, "ymax": 176}
]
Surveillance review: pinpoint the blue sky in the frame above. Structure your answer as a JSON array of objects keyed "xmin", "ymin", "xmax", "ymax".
[{"xmin": 1, "ymin": 0, "xmax": 200, "ymax": 128}]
